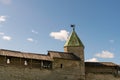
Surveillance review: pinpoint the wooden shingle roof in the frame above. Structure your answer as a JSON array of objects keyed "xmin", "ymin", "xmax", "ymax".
[
  {"xmin": 85, "ymin": 62, "xmax": 118, "ymax": 67},
  {"xmin": 0, "ymin": 49, "xmax": 80, "ymax": 61},
  {"xmin": 0, "ymin": 49, "xmax": 53, "ymax": 61},
  {"xmin": 48, "ymin": 51, "xmax": 80, "ymax": 60}
]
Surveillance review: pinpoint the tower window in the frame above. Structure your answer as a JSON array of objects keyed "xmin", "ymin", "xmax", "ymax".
[{"xmin": 60, "ymin": 64, "xmax": 63, "ymax": 68}]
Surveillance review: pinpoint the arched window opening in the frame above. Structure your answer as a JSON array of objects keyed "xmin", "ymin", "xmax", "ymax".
[
  {"xmin": 7, "ymin": 58, "xmax": 10, "ymax": 64},
  {"xmin": 24, "ymin": 60, "xmax": 28, "ymax": 66},
  {"xmin": 41, "ymin": 61, "xmax": 52, "ymax": 69}
]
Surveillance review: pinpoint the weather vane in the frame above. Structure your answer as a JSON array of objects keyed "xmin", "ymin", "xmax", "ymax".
[{"xmin": 71, "ymin": 24, "xmax": 75, "ymax": 30}]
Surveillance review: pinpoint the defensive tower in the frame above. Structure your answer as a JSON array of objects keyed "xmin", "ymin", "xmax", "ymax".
[
  {"xmin": 64, "ymin": 25, "xmax": 84, "ymax": 60},
  {"xmin": 64, "ymin": 25, "xmax": 85, "ymax": 80}
]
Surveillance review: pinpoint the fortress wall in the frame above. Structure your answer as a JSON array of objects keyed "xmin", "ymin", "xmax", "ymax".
[
  {"xmin": 85, "ymin": 66, "xmax": 117, "ymax": 73},
  {"xmin": 53, "ymin": 58, "xmax": 85, "ymax": 80},
  {"xmin": 53, "ymin": 58, "xmax": 80, "ymax": 69},
  {"xmin": 1, "ymin": 55, "xmax": 120, "ymax": 80},
  {"xmin": 0, "ymin": 63, "xmax": 81, "ymax": 80},
  {"xmin": 0, "ymin": 61, "xmax": 119, "ymax": 80},
  {"xmin": 0, "ymin": 56, "xmax": 5, "ymax": 65},
  {"xmin": 85, "ymin": 73, "xmax": 120, "ymax": 80},
  {"xmin": 0, "ymin": 56, "xmax": 52, "ymax": 69},
  {"xmin": 0, "ymin": 65, "xmax": 52, "ymax": 80},
  {"xmin": 85, "ymin": 65, "xmax": 120, "ymax": 80},
  {"xmin": 0, "ymin": 56, "xmax": 83, "ymax": 80}
]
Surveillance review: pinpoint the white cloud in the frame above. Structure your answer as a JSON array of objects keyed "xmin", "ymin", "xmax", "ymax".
[
  {"xmin": 95, "ymin": 50, "xmax": 114, "ymax": 58},
  {"xmin": 0, "ymin": 32, "xmax": 12, "ymax": 41},
  {"xmin": 2, "ymin": 36, "xmax": 12, "ymax": 41},
  {"xmin": 109, "ymin": 40, "xmax": 114, "ymax": 43},
  {"xmin": 86, "ymin": 58, "xmax": 99, "ymax": 62},
  {"xmin": 0, "ymin": 16, "xmax": 7, "ymax": 23},
  {"xmin": 0, "ymin": 0, "xmax": 11, "ymax": 5},
  {"xmin": 50, "ymin": 30, "xmax": 69, "ymax": 41},
  {"xmin": 32, "ymin": 30, "xmax": 38, "ymax": 34},
  {"xmin": 0, "ymin": 32, "xmax": 4, "ymax": 35},
  {"xmin": 27, "ymin": 38, "xmax": 34, "ymax": 42}
]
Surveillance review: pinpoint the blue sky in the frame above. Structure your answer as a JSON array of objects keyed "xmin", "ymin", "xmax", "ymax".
[{"xmin": 0, "ymin": 0, "xmax": 120, "ymax": 64}]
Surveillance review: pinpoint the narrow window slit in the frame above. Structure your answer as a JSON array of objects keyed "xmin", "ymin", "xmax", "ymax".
[
  {"xmin": 61, "ymin": 64, "xmax": 63, "ymax": 68},
  {"xmin": 24, "ymin": 60, "xmax": 28, "ymax": 66},
  {"xmin": 7, "ymin": 59, "xmax": 10, "ymax": 64}
]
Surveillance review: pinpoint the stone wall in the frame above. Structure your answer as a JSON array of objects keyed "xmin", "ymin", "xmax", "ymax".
[
  {"xmin": 53, "ymin": 58, "xmax": 83, "ymax": 80},
  {"xmin": 0, "ymin": 56, "xmax": 52, "ymax": 69},
  {"xmin": 0, "ymin": 55, "xmax": 83, "ymax": 80},
  {"xmin": 85, "ymin": 66, "xmax": 117, "ymax": 74},
  {"xmin": 64, "ymin": 46, "xmax": 84, "ymax": 61},
  {"xmin": 64, "ymin": 46, "xmax": 85, "ymax": 80},
  {"xmin": 0, "ymin": 63, "xmax": 81, "ymax": 80},
  {"xmin": 0, "ymin": 64, "xmax": 120, "ymax": 80},
  {"xmin": 0, "ymin": 56, "xmax": 119, "ymax": 80},
  {"xmin": 85, "ymin": 73, "xmax": 120, "ymax": 80},
  {"xmin": 0, "ymin": 65, "xmax": 52, "ymax": 80},
  {"xmin": 85, "ymin": 65, "xmax": 120, "ymax": 80}
]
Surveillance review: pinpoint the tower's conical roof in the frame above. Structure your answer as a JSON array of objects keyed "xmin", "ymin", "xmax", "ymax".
[{"xmin": 64, "ymin": 25, "xmax": 84, "ymax": 48}]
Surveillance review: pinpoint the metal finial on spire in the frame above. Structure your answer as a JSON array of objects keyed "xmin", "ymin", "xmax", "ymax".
[{"xmin": 71, "ymin": 24, "xmax": 75, "ymax": 31}]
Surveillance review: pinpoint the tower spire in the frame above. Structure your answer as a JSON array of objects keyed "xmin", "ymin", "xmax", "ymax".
[{"xmin": 64, "ymin": 25, "xmax": 84, "ymax": 47}]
